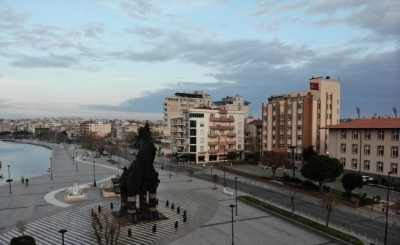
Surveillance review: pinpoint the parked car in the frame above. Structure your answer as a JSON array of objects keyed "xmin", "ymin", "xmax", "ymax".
[{"xmin": 362, "ymin": 176, "xmax": 373, "ymax": 182}]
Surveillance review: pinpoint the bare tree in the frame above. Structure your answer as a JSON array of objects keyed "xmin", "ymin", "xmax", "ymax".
[
  {"xmin": 290, "ymin": 193, "xmax": 302, "ymax": 217},
  {"xmin": 356, "ymin": 107, "xmax": 360, "ymax": 119},
  {"xmin": 260, "ymin": 151, "xmax": 291, "ymax": 177},
  {"xmin": 187, "ymin": 168, "xmax": 195, "ymax": 181},
  {"xmin": 324, "ymin": 189, "xmax": 340, "ymax": 228},
  {"xmin": 212, "ymin": 174, "xmax": 219, "ymax": 189},
  {"xmin": 92, "ymin": 210, "xmax": 123, "ymax": 245},
  {"xmin": 16, "ymin": 220, "xmax": 26, "ymax": 240}
]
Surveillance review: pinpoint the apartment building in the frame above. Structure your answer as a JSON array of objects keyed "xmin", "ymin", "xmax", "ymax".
[
  {"xmin": 169, "ymin": 106, "xmax": 245, "ymax": 164},
  {"xmin": 82, "ymin": 121, "xmax": 111, "ymax": 137},
  {"xmin": 325, "ymin": 118, "xmax": 400, "ymax": 181},
  {"xmin": 162, "ymin": 91, "xmax": 213, "ymax": 150},
  {"xmin": 213, "ymin": 95, "xmax": 251, "ymax": 118},
  {"xmin": 261, "ymin": 77, "xmax": 340, "ymax": 161},
  {"xmin": 244, "ymin": 119, "xmax": 262, "ymax": 153}
]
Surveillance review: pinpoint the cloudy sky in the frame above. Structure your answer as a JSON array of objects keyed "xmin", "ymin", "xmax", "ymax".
[{"xmin": 0, "ymin": 0, "xmax": 399, "ymax": 120}]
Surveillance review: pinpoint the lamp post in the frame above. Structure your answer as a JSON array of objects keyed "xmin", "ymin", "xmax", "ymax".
[
  {"xmin": 50, "ymin": 158, "xmax": 53, "ymax": 180},
  {"xmin": 58, "ymin": 229, "xmax": 67, "ymax": 245},
  {"xmin": 72, "ymin": 147, "xmax": 75, "ymax": 165},
  {"xmin": 288, "ymin": 145, "xmax": 296, "ymax": 178},
  {"xmin": 224, "ymin": 148, "xmax": 226, "ymax": 187},
  {"xmin": 6, "ymin": 165, "xmax": 13, "ymax": 194},
  {"xmin": 235, "ymin": 177, "xmax": 238, "ymax": 216},
  {"xmin": 93, "ymin": 161, "xmax": 96, "ymax": 187},
  {"xmin": 169, "ymin": 154, "xmax": 172, "ymax": 179},
  {"xmin": 229, "ymin": 204, "xmax": 235, "ymax": 245},
  {"xmin": 75, "ymin": 151, "xmax": 78, "ymax": 171},
  {"xmin": 384, "ymin": 171, "xmax": 392, "ymax": 245},
  {"xmin": 210, "ymin": 159, "xmax": 213, "ymax": 175}
]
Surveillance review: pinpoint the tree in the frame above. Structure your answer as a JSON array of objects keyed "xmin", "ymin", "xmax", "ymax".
[
  {"xmin": 324, "ymin": 189, "xmax": 340, "ymax": 229},
  {"xmin": 108, "ymin": 144, "xmax": 119, "ymax": 161},
  {"xmin": 212, "ymin": 174, "xmax": 219, "ymax": 189},
  {"xmin": 302, "ymin": 145, "xmax": 318, "ymax": 162},
  {"xmin": 300, "ymin": 155, "xmax": 343, "ymax": 193},
  {"xmin": 260, "ymin": 151, "xmax": 291, "ymax": 177},
  {"xmin": 187, "ymin": 168, "xmax": 195, "ymax": 181},
  {"xmin": 92, "ymin": 210, "xmax": 123, "ymax": 245},
  {"xmin": 341, "ymin": 173, "xmax": 363, "ymax": 197},
  {"xmin": 227, "ymin": 152, "xmax": 237, "ymax": 161},
  {"xmin": 16, "ymin": 220, "xmax": 26, "ymax": 240}
]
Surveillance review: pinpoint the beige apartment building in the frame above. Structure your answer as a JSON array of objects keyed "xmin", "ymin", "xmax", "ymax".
[
  {"xmin": 162, "ymin": 91, "xmax": 213, "ymax": 150},
  {"xmin": 244, "ymin": 119, "xmax": 262, "ymax": 153},
  {"xmin": 169, "ymin": 106, "xmax": 245, "ymax": 164},
  {"xmin": 82, "ymin": 121, "xmax": 111, "ymax": 137},
  {"xmin": 261, "ymin": 77, "xmax": 340, "ymax": 161},
  {"xmin": 325, "ymin": 118, "xmax": 400, "ymax": 181}
]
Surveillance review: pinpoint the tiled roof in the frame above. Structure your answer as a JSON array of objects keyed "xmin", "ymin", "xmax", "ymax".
[
  {"xmin": 247, "ymin": 119, "xmax": 262, "ymax": 125},
  {"xmin": 323, "ymin": 118, "xmax": 400, "ymax": 129}
]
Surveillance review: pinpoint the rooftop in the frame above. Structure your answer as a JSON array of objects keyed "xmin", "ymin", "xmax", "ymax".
[{"xmin": 323, "ymin": 118, "xmax": 400, "ymax": 129}]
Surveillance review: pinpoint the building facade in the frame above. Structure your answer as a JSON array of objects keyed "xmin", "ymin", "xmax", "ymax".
[
  {"xmin": 162, "ymin": 91, "xmax": 213, "ymax": 150},
  {"xmin": 261, "ymin": 77, "xmax": 340, "ymax": 161},
  {"xmin": 244, "ymin": 119, "xmax": 262, "ymax": 153},
  {"xmin": 325, "ymin": 118, "xmax": 400, "ymax": 181},
  {"xmin": 82, "ymin": 121, "xmax": 111, "ymax": 137},
  {"xmin": 169, "ymin": 106, "xmax": 245, "ymax": 164}
]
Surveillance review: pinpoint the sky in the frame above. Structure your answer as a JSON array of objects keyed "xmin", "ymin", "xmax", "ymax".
[{"xmin": 0, "ymin": 0, "xmax": 399, "ymax": 121}]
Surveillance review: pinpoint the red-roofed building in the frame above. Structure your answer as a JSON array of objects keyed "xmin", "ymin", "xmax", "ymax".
[{"xmin": 324, "ymin": 118, "xmax": 400, "ymax": 180}]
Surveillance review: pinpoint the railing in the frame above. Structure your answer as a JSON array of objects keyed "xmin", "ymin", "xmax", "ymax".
[
  {"xmin": 210, "ymin": 125, "xmax": 234, "ymax": 130},
  {"xmin": 208, "ymin": 150, "xmax": 218, "ymax": 154},
  {"xmin": 227, "ymin": 149, "xmax": 236, "ymax": 152},
  {"xmin": 208, "ymin": 141, "xmax": 218, "ymax": 146},
  {"xmin": 208, "ymin": 134, "xmax": 218, "ymax": 138},
  {"xmin": 210, "ymin": 117, "xmax": 234, "ymax": 122},
  {"xmin": 227, "ymin": 133, "xmax": 236, "ymax": 137},
  {"xmin": 227, "ymin": 141, "xmax": 236, "ymax": 145}
]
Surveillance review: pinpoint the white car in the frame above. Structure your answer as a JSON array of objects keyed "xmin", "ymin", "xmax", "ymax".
[{"xmin": 362, "ymin": 176, "xmax": 373, "ymax": 182}]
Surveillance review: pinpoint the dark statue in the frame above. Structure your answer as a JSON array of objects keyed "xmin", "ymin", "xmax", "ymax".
[{"xmin": 115, "ymin": 122, "xmax": 162, "ymax": 224}]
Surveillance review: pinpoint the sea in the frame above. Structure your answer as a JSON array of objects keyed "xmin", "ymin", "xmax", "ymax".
[{"xmin": 0, "ymin": 140, "xmax": 52, "ymax": 186}]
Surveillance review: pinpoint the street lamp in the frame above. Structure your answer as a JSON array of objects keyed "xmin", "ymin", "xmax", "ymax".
[
  {"xmin": 229, "ymin": 204, "xmax": 235, "ymax": 245},
  {"xmin": 93, "ymin": 161, "xmax": 96, "ymax": 187},
  {"xmin": 6, "ymin": 165, "xmax": 13, "ymax": 194},
  {"xmin": 75, "ymin": 151, "xmax": 78, "ymax": 171},
  {"xmin": 50, "ymin": 158, "xmax": 53, "ymax": 180},
  {"xmin": 58, "ymin": 229, "xmax": 67, "ymax": 245},
  {"xmin": 210, "ymin": 159, "xmax": 213, "ymax": 175},
  {"xmin": 234, "ymin": 177, "xmax": 238, "ymax": 216},
  {"xmin": 384, "ymin": 171, "xmax": 392, "ymax": 245},
  {"xmin": 224, "ymin": 148, "xmax": 226, "ymax": 187},
  {"xmin": 288, "ymin": 145, "xmax": 296, "ymax": 178}
]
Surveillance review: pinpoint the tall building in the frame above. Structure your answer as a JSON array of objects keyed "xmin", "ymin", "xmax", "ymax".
[
  {"xmin": 324, "ymin": 118, "xmax": 400, "ymax": 180},
  {"xmin": 261, "ymin": 77, "xmax": 340, "ymax": 161},
  {"xmin": 82, "ymin": 121, "xmax": 111, "ymax": 137},
  {"xmin": 162, "ymin": 91, "xmax": 213, "ymax": 150},
  {"xmin": 170, "ymin": 106, "xmax": 245, "ymax": 163},
  {"xmin": 213, "ymin": 95, "xmax": 251, "ymax": 118}
]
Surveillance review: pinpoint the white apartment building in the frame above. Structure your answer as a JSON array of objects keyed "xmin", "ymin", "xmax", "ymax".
[
  {"xmin": 170, "ymin": 106, "xmax": 245, "ymax": 164},
  {"xmin": 213, "ymin": 95, "xmax": 251, "ymax": 118},
  {"xmin": 262, "ymin": 77, "xmax": 340, "ymax": 161},
  {"xmin": 325, "ymin": 118, "xmax": 400, "ymax": 181},
  {"xmin": 162, "ymin": 91, "xmax": 213, "ymax": 150},
  {"xmin": 82, "ymin": 121, "xmax": 111, "ymax": 137}
]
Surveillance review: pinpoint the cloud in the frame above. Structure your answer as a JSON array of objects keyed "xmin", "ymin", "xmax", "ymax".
[
  {"xmin": 119, "ymin": 0, "xmax": 162, "ymax": 20},
  {"xmin": 0, "ymin": 79, "xmax": 32, "ymax": 86},
  {"xmin": 0, "ymin": 8, "xmax": 31, "ymax": 23},
  {"xmin": 81, "ymin": 23, "xmax": 105, "ymax": 39},
  {"xmin": 9, "ymin": 53, "xmax": 77, "ymax": 68}
]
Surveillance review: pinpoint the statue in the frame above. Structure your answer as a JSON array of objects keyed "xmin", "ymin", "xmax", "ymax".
[{"xmin": 116, "ymin": 122, "xmax": 162, "ymax": 223}]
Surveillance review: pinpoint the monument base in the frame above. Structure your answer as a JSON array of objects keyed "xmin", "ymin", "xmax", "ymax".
[{"xmin": 112, "ymin": 210, "xmax": 167, "ymax": 225}]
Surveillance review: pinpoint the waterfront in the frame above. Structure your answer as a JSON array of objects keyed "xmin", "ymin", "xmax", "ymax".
[{"xmin": 0, "ymin": 141, "xmax": 52, "ymax": 186}]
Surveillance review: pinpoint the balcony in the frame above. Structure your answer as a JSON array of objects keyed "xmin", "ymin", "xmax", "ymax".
[
  {"xmin": 208, "ymin": 134, "xmax": 218, "ymax": 138},
  {"xmin": 227, "ymin": 133, "xmax": 236, "ymax": 137},
  {"xmin": 208, "ymin": 150, "xmax": 218, "ymax": 154},
  {"xmin": 210, "ymin": 125, "xmax": 234, "ymax": 130},
  {"xmin": 227, "ymin": 141, "xmax": 236, "ymax": 145},
  {"xmin": 208, "ymin": 141, "xmax": 218, "ymax": 146},
  {"xmin": 227, "ymin": 149, "xmax": 236, "ymax": 153},
  {"xmin": 210, "ymin": 117, "xmax": 234, "ymax": 122},
  {"xmin": 219, "ymin": 109, "xmax": 228, "ymax": 114}
]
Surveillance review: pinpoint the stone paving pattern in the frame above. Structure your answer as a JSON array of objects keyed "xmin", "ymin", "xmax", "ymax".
[{"xmin": 0, "ymin": 142, "xmax": 345, "ymax": 244}]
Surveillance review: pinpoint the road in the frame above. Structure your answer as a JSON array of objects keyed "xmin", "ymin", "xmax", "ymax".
[{"xmin": 163, "ymin": 161, "xmax": 400, "ymax": 245}]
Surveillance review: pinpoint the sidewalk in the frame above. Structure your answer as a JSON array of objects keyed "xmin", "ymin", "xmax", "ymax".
[{"xmin": 0, "ymin": 142, "xmax": 359, "ymax": 244}]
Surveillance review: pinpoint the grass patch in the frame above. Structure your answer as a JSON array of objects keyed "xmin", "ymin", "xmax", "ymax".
[{"xmin": 239, "ymin": 196, "xmax": 364, "ymax": 245}]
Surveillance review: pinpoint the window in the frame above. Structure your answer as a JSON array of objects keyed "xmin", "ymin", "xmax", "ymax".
[
  {"xmin": 340, "ymin": 158, "xmax": 346, "ymax": 166},
  {"xmin": 238, "ymin": 144, "xmax": 241, "ymax": 150},
  {"xmin": 392, "ymin": 163, "xmax": 398, "ymax": 174},
  {"xmin": 288, "ymin": 125, "xmax": 292, "ymax": 131},
  {"xmin": 273, "ymin": 106, "xmax": 276, "ymax": 111},
  {"xmin": 190, "ymin": 145, "xmax": 196, "ymax": 152},
  {"xmin": 352, "ymin": 144, "xmax": 358, "ymax": 154},
  {"xmin": 288, "ymin": 105, "xmax": 292, "ymax": 110},
  {"xmin": 200, "ymin": 146, "xmax": 204, "ymax": 151},
  {"xmin": 298, "ymin": 145, "xmax": 302, "ymax": 151},
  {"xmin": 280, "ymin": 105, "xmax": 285, "ymax": 113},
  {"xmin": 190, "ymin": 137, "xmax": 196, "ymax": 144},
  {"xmin": 352, "ymin": 130, "xmax": 358, "ymax": 139},
  {"xmin": 200, "ymin": 138, "xmax": 204, "ymax": 143},
  {"xmin": 280, "ymin": 115, "xmax": 285, "ymax": 122},
  {"xmin": 298, "ymin": 104, "xmax": 303, "ymax": 109},
  {"xmin": 352, "ymin": 159, "xmax": 357, "ymax": 169},
  {"xmin": 238, "ymin": 137, "xmax": 242, "ymax": 142},
  {"xmin": 298, "ymin": 114, "xmax": 302, "ymax": 120},
  {"xmin": 200, "ymin": 123, "xmax": 204, "ymax": 127},
  {"xmin": 392, "ymin": 146, "xmax": 398, "ymax": 157},
  {"xmin": 378, "ymin": 130, "xmax": 384, "ymax": 140},
  {"xmin": 365, "ymin": 130, "xmax": 371, "ymax": 140},
  {"xmin": 280, "ymin": 135, "xmax": 284, "ymax": 140},
  {"xmin": 393, "ymin": 130, "xmax": 399, "ymax": 141},
  {"xmin": 280, "ymin": 125, "xmax": 285, "ymax": 131},
  {"xmin": 341, "ymin": 130, "xmax": 346, "ymax": 139},
  {"xmin": 288, "ymin": 114, "xmax": 292, "ymax": 121},
  {"xmin": 377, "ymin": 162, "xmax": 383, "ymax": 172},
  {"xmin": 190, "ymin": 129, "xmax": 196, "ymax": 136},
  {"xmin": 263, "ymin": 116, "xmax": 267, "ymax": 122},
  {"xmin": 279, "ymin": 144, "xmax": 284, "ymax": 149},
  {"xmin": 190, "ymin": 120, "xmax": 196, "ymax": 127},
  {"xmin": 297, "ymin": 125, "xmax": 303, "ymax": 130},
  {"xmin": 341, "ymin": 144, "xmax": 346, "ymax": 153},
  {"xmin": 364, "ymin": 160, "xmax": 370, "ymax": 170},
  {"xmin": 378, "ymin": 146, "xmax": 384, "ymax": 156},
  {"xmin": 298, "ymin": 135, "xmax": 302, "ymax": 140},
  {"xmin": 364, "ymin": 145, "xmax": 370, "ymax": 155},
  {"xmin": 273, "ymin": 116, "xmax": 276, "ymax": 121},
  {"xmin": 287, "ymin": 135, "xmax": 292, "ymax": 140}
]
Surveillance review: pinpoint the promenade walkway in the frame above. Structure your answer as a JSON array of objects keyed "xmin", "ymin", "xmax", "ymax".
[{"xmin": 0, "ymin": 142, "xmax": 350, "ymax": 244}]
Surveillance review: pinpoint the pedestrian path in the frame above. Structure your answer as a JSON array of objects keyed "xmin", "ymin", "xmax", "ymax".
[{"xmin": 0, "ymin": 195, "xmax": 199, "ymax": 245}]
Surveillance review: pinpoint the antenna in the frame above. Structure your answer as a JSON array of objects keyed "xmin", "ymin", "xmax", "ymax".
[
  {"xmin": 356, "ymin": 107, "xmax": 360, "ymax": 119},
  {"xmin": 394, "ymin": 107, "xmax": 397, "ymax": 118}
]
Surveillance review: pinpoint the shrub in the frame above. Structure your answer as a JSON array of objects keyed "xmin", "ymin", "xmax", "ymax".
[
  {"xmin": 381, "ymin": 178, "xmax": 387, "ymax": 185},
  {"xmin": 10, "ymin": 235, "xmax": 36, "ymax": 245},
  {"xmin": 302, "ymin": 180, "xmax": 318, "ymax": 191}
]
